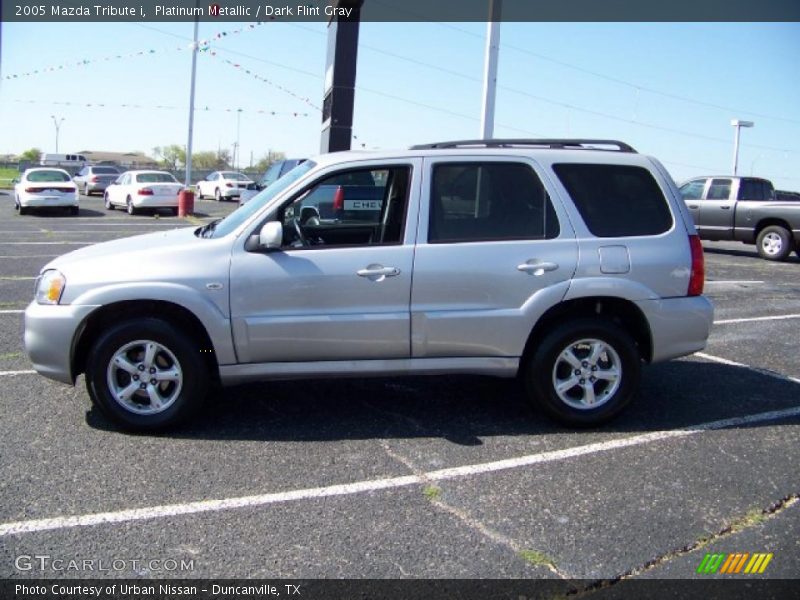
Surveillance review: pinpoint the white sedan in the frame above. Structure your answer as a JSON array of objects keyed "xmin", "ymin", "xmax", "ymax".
[
  {"xmin": 104, "ymin": 170, "xmax": 184, "ymax": 215},
  {"xmin": 196, "ymin": 171, "xmax": 253, "ymax": 201},
  {"xmin": 14, "ymin": 168, "xmax": 80, "ymax": 216}
]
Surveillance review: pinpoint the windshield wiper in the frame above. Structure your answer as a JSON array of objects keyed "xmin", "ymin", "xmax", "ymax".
[{"xmin": 196, "ymin": 218, "xmax": 222, "ymax": 238}]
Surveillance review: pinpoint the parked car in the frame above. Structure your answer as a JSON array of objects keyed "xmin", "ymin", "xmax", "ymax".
[
  {"xmin": 40, "ymin": 153, "xmax": 87, "ymax": 167},
  {"xmin": 196, "ymin": 171, "xmax": 253, "ymax": 202},
  {"xmin": 14, "ymin": 168, "xmax": 79, "ymax": 216},
  {"xmin": 679, "ymin": 176, "xmax": 800, "ymax": 260},
  {"xmin": 72, "ymin": 165, "xmax": 121, "ymax": 196},
  {"xmin": 103, "ymin": 170, "xmax": 183, "ymax": 215},
  {"xmin": 24, "ymin": 138, "xmax": 713, "ymax": 431},
  {"xmin": 239, "ymin": 159, "xmax": 307, "ymax": 206}
]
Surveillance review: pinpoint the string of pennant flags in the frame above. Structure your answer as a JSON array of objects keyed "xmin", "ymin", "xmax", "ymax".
[
  {"xmin": 3, "ymin": 22, "xmax": 268, "ymax": 80},
  {"xmin": 8, "ymin": 99, "xmax": 310, "ymax": 117}
]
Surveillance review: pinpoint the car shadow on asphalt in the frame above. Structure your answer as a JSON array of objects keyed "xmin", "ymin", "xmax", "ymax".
[
  {"xmin": 703, "ymin": 246, "xmax": 800, "ymax": 264},
  {"xmin": 85, "ymin": 359, "xmax": 800, "ymax": 442}
]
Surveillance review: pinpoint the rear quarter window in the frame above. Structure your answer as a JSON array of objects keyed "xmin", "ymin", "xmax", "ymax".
[{"xmin": 553, "ymin": 163, "xmax": 673, "ymax": 237}]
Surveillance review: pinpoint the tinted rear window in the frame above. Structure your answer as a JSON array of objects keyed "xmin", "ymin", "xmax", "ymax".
[
  {"xmin": 28, "ymin": 170, "xmax": 71, "ymax": 182},
  {"xmin": 92, "ymin": 166, "xmax": 120, "ymax": 174},
  {"xmin": 553, "ymin": 163, "xmax": 672, "ymax": 237},
  {"xmin": 136, "ymin": 173, "xmax": 178, "ymax": 183}
]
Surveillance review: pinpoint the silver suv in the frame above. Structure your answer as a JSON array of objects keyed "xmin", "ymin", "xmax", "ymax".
[{"xmin": 24, "ymin": 139, "xmax": 713, "ymax": 431}]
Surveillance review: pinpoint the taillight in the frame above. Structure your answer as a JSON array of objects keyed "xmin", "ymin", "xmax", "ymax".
[
  {"xmin": 688, "ymin": 235, "xmax": 705, "ymax": 296},
  {"xmin": 332, "ymin": 186, "xmax": 344, "ymax": 211},
  {"xmin": 90, "ymin": 176, "xmax": 99, "ymax": 182},
  {"xmin": 137, "ymin": 188, "xmax": 154, "ymax": 196},
  {"xmin": 25, "ymin": 187, "xmax": 44, "ymax": 193},
  {"xmin": 225, "ymin": 182, "xmax": 233, "ymax": 188}
]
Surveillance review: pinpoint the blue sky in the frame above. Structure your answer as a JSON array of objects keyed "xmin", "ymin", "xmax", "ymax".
[{"xmin": 1, "ymin": 21, "xmax": 799, "ymax": 189}]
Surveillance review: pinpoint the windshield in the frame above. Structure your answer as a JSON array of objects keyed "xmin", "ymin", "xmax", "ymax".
[
  {"xmin": 136, "ymin": 172, "xmax": 178, "ymax": 183},
  {"xmin": 207, "ymin": 160, "xmax": 317, "ymax": 239}
]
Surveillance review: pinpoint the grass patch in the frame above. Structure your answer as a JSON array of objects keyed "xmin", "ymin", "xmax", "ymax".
[
  {"xmin": 423, "ymin": 485, "xmax": 442, "ymax": 502},
  {"xmin": 518, "ymin": 549, "xmax": 557, "ymax": 569},
  {"xmin": 0, "ymin": 167, "xmax": 20, "ymax": 189},
  {"xmin": 0, "ymin": 301, "xmax": 26, "ymax": 309},
  {"xmin": 730, "ymin": 508, "xmax": 768, "ymax": 532},
  {"xmin": 0, "ymin": 352, "xmax": 21, "ymax": 360}
]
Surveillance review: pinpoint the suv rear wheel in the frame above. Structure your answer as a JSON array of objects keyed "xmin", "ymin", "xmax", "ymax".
[
  {"xmin": 525, "ymin": 319, "xmax": 640, "ymax": 426},
  {"xmin": 85, "ymin": 318, "xmax": 208, "ymax": 431}
]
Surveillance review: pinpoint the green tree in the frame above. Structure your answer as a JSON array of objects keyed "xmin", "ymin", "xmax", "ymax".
[
  {"xmin": 152, "ymin": 144, "xmax": 185, "ymax": 170},
  {"xmin": 191, "ymin": 151, "xmax": 218, "ymax": 169},
  {"xmin": 254, "ymin": 150, "xmax": 286, "ymax": 172},
  {"xmin": 19, "ymin": 148, "xmax": 42, "ymax": 163}
]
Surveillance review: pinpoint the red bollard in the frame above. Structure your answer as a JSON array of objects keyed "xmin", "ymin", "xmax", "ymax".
[{"xmin": 178, "ymin": 189, "xmax": 195, "ymax": 217}]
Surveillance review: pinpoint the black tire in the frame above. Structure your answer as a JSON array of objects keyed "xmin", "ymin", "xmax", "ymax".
[
  {"xmin": 524, "ymin": 318, "xmax": 640, "ymax": 427},
  {"xmin": 84, "ymin": 184, "xmax": 91, "ymax": 197},
  {"xmin": 18, "ymin": 204, "xmax": 28, "ymax": 216},
  {"xmin": 756, "ymin": 225, "xmax": 792, "ymax": 261},
  {"xmin": 214, "ymin": 188, "xmax": 222, "ymax": 202},
  {"xmin": 105, "ymin": 193, "xmax": 114, "ymax": 210},
  {"xmin": 85, "ymin": 318, "xmax": 208, "ymax": 431},
  {"xmin": 171, "ymin": 207, "xmax": 179, "ymax": 216},
  {"xmin": 196, "ymin": 188, "xmax": 204, "ymax": 200},
  {"xmin": 70, "ymin": 206, "xmax": 79, "ymax": 216},
  {"xmin": 126, "ymin": 196, "xmax": 137, "ymax": 215}
]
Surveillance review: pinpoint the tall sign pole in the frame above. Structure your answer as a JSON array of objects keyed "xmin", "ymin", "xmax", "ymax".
[
  {"xmin": 320, "ymin": 0, "xmax": 364, "ymax": 153},
  {"xmin": 185, "ymin": 4, "xmax": 199, "ymax": 187},
  {"xmin": 480, "ymin": 0, "xmax": 502, "ymax": 139}
]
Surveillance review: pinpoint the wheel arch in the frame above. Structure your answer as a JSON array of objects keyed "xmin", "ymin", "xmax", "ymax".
[
  {"xmin": 521, "ymin": 296, "xmax": 653, "ymax": 368},
  {"xmin": 72, "ymin": 300, "xmax": 219, "ymax": 382},
  {"xmin": 755, "ymin": 218, "xmax": 792, "ymax": 238}
]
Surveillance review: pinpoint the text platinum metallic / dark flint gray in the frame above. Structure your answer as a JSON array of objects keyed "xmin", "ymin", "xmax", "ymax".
[{"xmin": 24, "ymin": 139, "xmax": 714, "ymax": 431}]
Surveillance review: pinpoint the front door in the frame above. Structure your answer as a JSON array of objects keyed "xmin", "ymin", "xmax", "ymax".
[
  {"xmin": 696, "ymin": 178, "xmax": 735, "ymax": 240},
  {"xmin": 229, "ymin": 159, "xmax": 421, "ymax": 364}
]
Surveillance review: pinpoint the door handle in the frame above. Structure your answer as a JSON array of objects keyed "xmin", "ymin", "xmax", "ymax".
[
  {"xmin": 687, "ymin": 204, "xmax": 699, "ymax": 209},
  {"xmin": 517, "ymin": 260, "xmax": 559, "ymax": 276},
  {"xmin": 357, "ymin": 265, "xmax": 400, "ymax": 281},
  {"xmin": 720, "ymin": 206, "xmax": 731, "ymax": 210}
]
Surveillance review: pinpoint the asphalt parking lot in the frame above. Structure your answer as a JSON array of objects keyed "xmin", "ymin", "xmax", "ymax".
[{"xmin": 0, "ymin": 190, "xmax": 798, "ymax": 587}]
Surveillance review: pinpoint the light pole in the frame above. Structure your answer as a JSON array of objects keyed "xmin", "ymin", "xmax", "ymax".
[
  {"xmin": 235, "ymin": 108, "xmax": 242, "ymax": 171},
  {"xmin": 51, "ymin": 115, "xmax": 65, "ymax": 152},
  {"xmin": 480, "ymin": 0, "xmax": 502, "ymax": 139},
  {"xmin": 731, "ymin": 119, "xmax": 754, "ymax": 175}
]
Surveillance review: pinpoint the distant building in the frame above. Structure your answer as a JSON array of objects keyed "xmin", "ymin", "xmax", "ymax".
[{"xmin": 79, "ymin": 151, "xmax": 158, "ymax": 168}]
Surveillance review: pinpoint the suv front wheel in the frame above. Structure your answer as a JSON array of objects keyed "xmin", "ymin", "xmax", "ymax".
[
  {"xmin": 525, "ymin": 319, "xmax": 640, "ymax": 426},
  {"xmin": 85, "ymin": 318, "xmax": 208, "ymax": 431}
]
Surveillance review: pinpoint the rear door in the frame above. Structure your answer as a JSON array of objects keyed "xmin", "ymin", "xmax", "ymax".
[{"xmin": 411, "ymin": 157, "xmax": 577, "ymax": 358}]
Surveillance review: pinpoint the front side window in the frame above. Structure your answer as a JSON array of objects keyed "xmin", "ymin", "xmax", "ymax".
[
  {"xmin": 553, "ymin": 163, "xmax": 673, "ymax": 237},
  {"xmin": 679, "ymin": 180, "xmax": 706, "ymax": 200},
  {"xmin": 429, "ymin": 162, "xmax": 559, "ymax": 243},
  {"xmin": 279, "ymin": 166, "xmax": 411, "ymax": 249},
  {"xmin": 707, "ymin": 178, "xmax": 732, "ymax": 200}
]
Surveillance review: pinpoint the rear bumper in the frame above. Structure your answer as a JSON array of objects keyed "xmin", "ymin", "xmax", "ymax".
[
  {"xmin": 636, "ymin": 295, "xmax": 714, "ymax": 363},
  {"xmin": 24, "ymin": 301, "xmax": 99, "ymax": 384},
  {"xmin": 131, "ymin": 196, "xmax": 179, "ymax": 208},
  {"xmin": 20, "ymin": 196, "xmax": 78, "ymax": 208}
]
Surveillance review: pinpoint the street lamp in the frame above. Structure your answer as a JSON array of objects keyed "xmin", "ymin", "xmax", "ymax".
[
  {"xmin": 51, "ymin": 115, "xmax": 65, "ymax": 153},
  {"xmin": 731, "ymin": 119, "xmax": 754, "ymax": 176},
  {"xmin": 235, "ymin": 108, "xmax": 242, "ymax": 171}
]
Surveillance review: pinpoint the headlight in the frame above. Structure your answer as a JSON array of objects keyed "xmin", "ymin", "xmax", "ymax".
[{"xmin": 35, "ymin": 270, "xmax": 66, "ymax": 305}]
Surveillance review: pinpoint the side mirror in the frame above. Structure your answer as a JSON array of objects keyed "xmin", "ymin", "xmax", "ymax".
[{"xmin": 259, "ymin": 221, "xmax": 283, "ymax": 250}]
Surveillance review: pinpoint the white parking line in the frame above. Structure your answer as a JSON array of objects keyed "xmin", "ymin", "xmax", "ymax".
[
  {"xmin": 705, "ymin": 280, "xmax": 764, "ymax": 285},
  {"xmin": 0, "ymin": 242, "xmax": 96, "ymax": 245},
  {"xmin": 0, "ymin": 310, "xmax": 24, "ymax": 314},
  {"xmin": 715, "ymin": 314, "xmax": 800, "ymax": 325},
  {"xmin": 0, "ymin": 370, "xmax": 36, "ymax": 377},
  {"xmin": 1, "ymin": 404, "xmax": 798, "ymax": 537},
  {"xmin": 0, "ymin": 276, "xmax": 36, "ymax": 280},
  {"xmin": 695, "ymin": 352, "xmax": 800, "ymax": 385}
]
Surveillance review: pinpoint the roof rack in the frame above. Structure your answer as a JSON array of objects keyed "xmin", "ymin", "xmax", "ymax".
[{"xmin": 409, "ymin": 139, "xmax": 637, "ymax": 153}]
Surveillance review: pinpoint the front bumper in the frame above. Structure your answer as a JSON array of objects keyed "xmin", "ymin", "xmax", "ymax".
[
  {"xmin": 636, "ymin": 295, "xmax": 714, "ymax": 363},
  {"xmin": 24, "ymin": 301, "xmax": 99, "ymax": 384}
]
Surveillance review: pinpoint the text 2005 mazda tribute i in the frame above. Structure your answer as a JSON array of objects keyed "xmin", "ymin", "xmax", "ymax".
[{"xmin": 24, "ymin": 140, "xmax": 714, "ymax": 431}]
